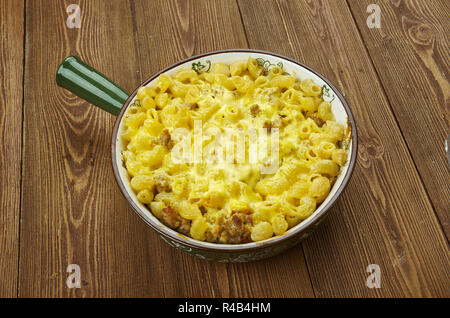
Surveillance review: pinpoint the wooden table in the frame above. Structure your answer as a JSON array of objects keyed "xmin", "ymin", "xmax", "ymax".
[{"xmin": 1, "ymin": 0, "xmax": 448, "ymax": 298}]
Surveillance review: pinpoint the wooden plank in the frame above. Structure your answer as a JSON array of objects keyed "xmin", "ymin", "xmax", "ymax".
[
  {"xmin": 0, "ymin": 0, "xmax": 24, "ymax": 298},
  {"xmin": 238, "ymin": 0, "xmax": 449, "ymax": 297},
  {"xmin": 130, "ymin": 0, "xmax": 314, "ymax": 298},
  {"xmin": 347, "ymin": 0, "xmax": 450, "ymax": 239},
  {"xmin": 20, "ymin": 0, "xmax": 167, "ymax": 297}
]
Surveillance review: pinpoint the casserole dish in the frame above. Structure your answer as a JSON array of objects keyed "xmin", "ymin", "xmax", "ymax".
[{"xmin": 56, "ymin": 49, "xmax": 357, "ymax": 262}]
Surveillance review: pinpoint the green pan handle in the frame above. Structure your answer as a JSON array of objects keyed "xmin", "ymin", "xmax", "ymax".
[{"xmin": 56, "ymin": 56, "xmax": 129, "ymax": 115}]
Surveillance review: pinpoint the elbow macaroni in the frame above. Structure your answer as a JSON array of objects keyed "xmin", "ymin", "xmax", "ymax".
[{"xmin": 121, "ymin": 59, "xmax": 350, "ymax": 243}]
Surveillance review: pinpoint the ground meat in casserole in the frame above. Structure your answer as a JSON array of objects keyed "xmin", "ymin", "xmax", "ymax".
[
  {"xmin": 205, "ymin": 212, "xmax": 253, "ymax": 244},
  {"xmin": 199, "ymin": 206, "xmax": 207, "ymax": 215},
  {"xmin": 263, "ymin": 121, "xmax": 272, "ymax": 130},
  {"xmin": 263, "ymin": 117, "xmax": 282, "ymax": 131},
  {"xmin": 220, "ymin": 213, "xmax": 252, "ymax": 244},
  {"xmin": 161, "ymin": 206, "xmax": 191, "ymax": 235},
  {"xmin": 188, "ymin": 102, "xmax": 199, "ymax": 110},
  {"xmin": 160, "ymin": 129, "xmax": 173, "ymax": 148},
  {"xmin": 250, "ymin": 104, "xmax": 260, "ymax": 116},
  {"xmin": 303, "ymin": 111, "xmax": 325, "ymax": 127},
  {"xmin": 205, "ymin": 224, "xmax": 220, "ymax": 243},
  {"xmin": 178, "ymin": 218, "xmax": 191, "ymax": 235},
  {"xmin": 231, "ymin": 90, "xmax": 242, "ymax": 97},
  {"xmin": 154, "ymin": 173, "xmax": 171, "ymax": 193},
  {"xmin": 310, "ymin": 115, "xmax": 325, "ymax": 127}
]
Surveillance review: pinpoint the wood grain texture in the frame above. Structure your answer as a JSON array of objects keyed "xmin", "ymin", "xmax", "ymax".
[
  {"xmin": 347, "ymin": 0, "xmax": 450, "ymax": 238},
  {"xmin": 0, "ymin": 0, "xmax": 24, "ymax": 298},
  {"xmin": 129, "ymin": 0, "xmax": 314, "ymax": 298},
  {"xmin": 237, "ymin": 0, "xmax": 449, "ymax": 297},
  {"xmin": 20, "ymin": 0, "xmax": 166, "ymax": 297}
]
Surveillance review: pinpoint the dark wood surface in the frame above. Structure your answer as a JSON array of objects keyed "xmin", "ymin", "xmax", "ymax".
[
  {"xmin": 347, "ymin": 0, "xmax": 450, "ymax": 240},
  {"xmin": 0, "ymin": 0, "xmax": 24, "ymax": 298},
  {"xmin": 0, "ymin": 0, "xmax": 448, "ymax": 297}
]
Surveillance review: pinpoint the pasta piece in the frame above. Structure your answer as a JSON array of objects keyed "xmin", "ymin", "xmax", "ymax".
[
  {"xmin": 271, "ymin": 214, "xmax": 288, "ymax": 236},
  {"xmin": 230, "ymin": 60, "xmax": 247, "ymax": 76},
  {"xmin": 309, "ymin": 176, "xmax": 331, "ymax": 203},
  {"xmin": 136, "ymin": 145, "xmax": 167, "ymax": 169},
  {"xmin": 137, "ymin": 189, "xmax": 154, "ymax": 204},
  {"xmin": 254, "ymin": 76, "xmax": 270, "ymax": 88},
  {"xmin": 176, "ymin": 201, "xmax": 202, "ymax": 220},
  {"xmin": 318, "ymin": 101, "xmax": 335, "ymax": 122},
  {"xmin": 155, "ymin": 92, "xmax": 169, "ymax": 108},
  {"xmin": 130, "ymin": 175, "xmax": 154, "ymax": 192},
  {"xmin": 300, "ymin": 79, "xmax": 322, "ymax": 97},
  {"xmin": 231, "ymin": 76, "xmax": 254, "ymax": 93},
  {"xmin": 169, "ymin": 81, "xmax": 188, "ymax": 98},
  {"xmin": 229, "ymin": 200, "xmax": 250, "ymax": 213},
  {"xmin": 190, "ymin": 217, "xmax": 209, "ymax": 240},
  {"xmin": 268, "ymin": 66, "xmax": 282, "ymax": 78},
  {"xmin": 251, "ymin": 222, "xmax": 274, "ymax": 241},
  {"xmin": 270, "ymin": 75, "xmax": 295, "ymax": 89},
  {"xmin": 143, "ymin": 118, "xmax": 163, "ymax": 136},
  {"xmin": 247, "ymin": 57, "xmax": 263, "ymax": 78},
  {"xmin": 149, "ymin": 201, "xmax": 166, "ymax": 219},
  {"xmin": 212, "ymin": 62, "xmax": 231, "ymax": 76},
  {"xmin": 155, "ymin": 74, "xmax": 172, "ymax": 93},
  {"xmin": 137, "ymin": 86, "xmax": 157, "ymax": 99},
  {"xmin": 296, "ymin": 195, "xmax": 316, "ymax": 219},
  {"xmin": 311, "ymin": 159, "xmax": 340, "ymax": 177},
  {"xmin": 332, "ymin": 148, "xmax": 348, "ymax": 166},
  {"xmin": 175, "ymin": 69, "xmax": 198, "ymax": 83},
  {"xmin": 314, "ymin": 141, "xmax": 336, "ymax": 159}
]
